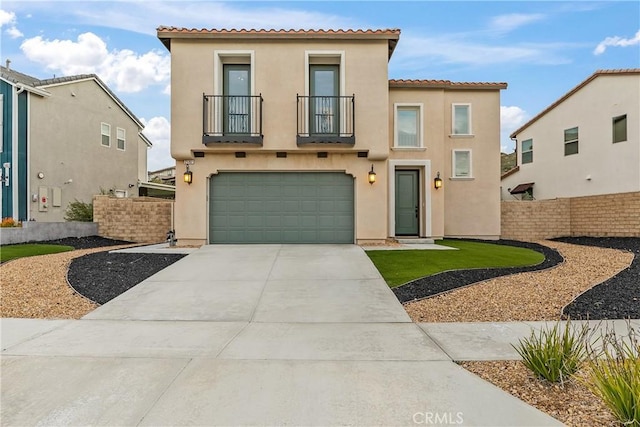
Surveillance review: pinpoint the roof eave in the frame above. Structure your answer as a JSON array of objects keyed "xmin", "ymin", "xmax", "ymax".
[{"xmin": 510, "ymin": 69, "xmax": 640, "ymax": 138}]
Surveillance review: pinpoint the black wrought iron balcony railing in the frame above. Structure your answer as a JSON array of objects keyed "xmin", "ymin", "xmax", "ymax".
[
  {"xmin": 296, "ymin": 95, "xmax": 355, "ymax": 145},
  {"xmin": 203, "ymin": 94, "xmax": 263, "ymax": 144}
]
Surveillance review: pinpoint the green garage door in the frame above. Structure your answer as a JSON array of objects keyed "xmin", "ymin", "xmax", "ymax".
[{"xmin": 209, "ymin": 172, "xmax": 354, "ymax": 243}]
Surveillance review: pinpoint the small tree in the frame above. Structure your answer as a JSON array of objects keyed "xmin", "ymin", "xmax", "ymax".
[{"xmin": 64, "ymin": 199, "xmax": 93, "ymax": 222}]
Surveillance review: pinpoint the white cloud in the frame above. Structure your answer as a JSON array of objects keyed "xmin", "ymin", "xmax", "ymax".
[
  {"xmin": 500, "ymin": 106, "xmax": 529, "ymax": 153},
  {"xmin": 0, "ymin": 9, "xmax": 16, "ymax": 27},
  {"xmin": 0, "ymin": 8, "xmax": 23, "ymax": 39},
  {"xmin": 6, "ymin": 25, "xmax": 22, "ymax": 38},
  {"xmin": 7, "ymin": 2, "xmax": 358, "ymax": 37},
  {"xmin": 489, "ymin": 13, "xmax": 545, "ymax": 34},
  {"xmin": 593, "ymin": 30, "xmax": 640, "ymax": 55},
  {"xmin": 395, "ymin": 35, "xmax": 573, "ymax": 67},
  {"xmin": 501, "ymin": 106, "xmax": 529, "ymax": 133},
  {"xmin": 20, "ymin": 32, "xmax": 170, "ymax": 93},
  {"xmin": 141, "ymin": 116, "xmax": 173, "ymax": 172}
]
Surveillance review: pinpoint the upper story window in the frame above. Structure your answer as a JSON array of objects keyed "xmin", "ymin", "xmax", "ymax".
[
  {"xmin": 203, "ymin": 50, "xmax": 263, "ymax": 144},
  {"xmin": 394, "ymin": 104, "xmax": 423, "ymax": 148},
  {"xmin": 223, "ymin": 64, "xmax": 251, "ymax": 135},
  {"xmin": 116, "ymin": 128, "xmax": 126, "ymax": 150},
  {"xmin": 309, "ymin": 64, "xmax": 340, "ymax": 135},
  {"xmin": 101, "ymin": 123, "xmax": 110, "ymax": 147},
  {"xmin": 297, "ymin": 51, "xmax": 354, "ymax": 145},
  {"xmin": 452, "ymin": 103, "xmax": 472, "ymax": 135},
  {"xmin": 452, "ymin": 149, "xmax": 472, "ymax": 178},
  {"xmin": 613, "ymin": 115, "xmax": 627, "ymax": 143},
  {"xmin": 564, "ymin": 126, "xmax": 578, "ymax": 156},
  {"xmin": 521, "ymin": 138, "xmax": 533, "ymax": 164}
]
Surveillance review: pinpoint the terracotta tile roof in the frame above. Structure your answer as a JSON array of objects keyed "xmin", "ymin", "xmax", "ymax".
[
  {"xmin": 510, "ymin": 69, "xmax": 640, "ymax": 138},
  {"xmin": 157, "ymin": 27, "xmax": 401, "ymax": 57},
  {"xmin": 389, "ymin": 79, "xmax": 507, "ymax": 90},
  {"xmin": 156, "ymin": 27, "xmax": 400, "ymax": 36}
]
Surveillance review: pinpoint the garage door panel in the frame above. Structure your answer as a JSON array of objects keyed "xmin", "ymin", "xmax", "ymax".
[{"xmin": 210, "ymin": 172, "xmax": 354, "ymax": 244}]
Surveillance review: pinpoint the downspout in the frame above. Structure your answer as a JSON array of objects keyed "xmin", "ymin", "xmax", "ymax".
[{"xmin": 11, "ymin": 85, "xmax": 25, "ymax": 220}]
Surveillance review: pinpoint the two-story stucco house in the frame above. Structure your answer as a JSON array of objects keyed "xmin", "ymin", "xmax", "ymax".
[
  {"xmin": 0, "ymin": 65, "xmax": 152, "ymax": 222},
  {"xmin": 502, "ymin": 69, "xmax": 640, "ymax": 201},
  {"xmin": 158, "ymin": 27, "xmax": 506, "ymax": 245}
]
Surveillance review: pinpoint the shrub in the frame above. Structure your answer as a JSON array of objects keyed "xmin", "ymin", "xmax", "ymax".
[
  {"xmin": 64, "ymin": 199, "xmax": 93, "ymax": 222},
  {"xmin": 513, "ymin": 320, "xmax": 588, "ymax": 384},
  {"xmin": 583, "ymin": 323, "xmax": 639, "ymax": 426},
  {"xmin": 1, "ymin": 217, "xmax": 21, "ymax": 227}
]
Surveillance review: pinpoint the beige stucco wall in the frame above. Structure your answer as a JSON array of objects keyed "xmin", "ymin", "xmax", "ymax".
[
  {"xmin": 502, "ymin": 74, "xmax": 640, "ymax": 200},
  {"xmin": 28, "ymin": 79, "xmax": 146, "ymax": 222},
  {"xmin": 169, "ymin": 37, "xmax": 391, "ymax": 244},
  {"xmin": 443, "ymin": 90, "xmax": 502, "ymax": 238}
]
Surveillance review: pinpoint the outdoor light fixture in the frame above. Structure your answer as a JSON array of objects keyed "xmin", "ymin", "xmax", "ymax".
[
  {"xmin": 183, "ymin": 161, "xmax": 194, "ymax": 185},
  {"xmin": 434, "ymin": 171, "xmax": 443, "ymax": 189},
  {"xmin": 368, "ymin": 165, "xmax": 377, "ymax": 184}
]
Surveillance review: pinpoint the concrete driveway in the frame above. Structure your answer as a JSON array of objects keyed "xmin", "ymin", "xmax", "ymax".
[{"xmin": 1, "ymin": 245, "xmax": 561, "ymax": 426}]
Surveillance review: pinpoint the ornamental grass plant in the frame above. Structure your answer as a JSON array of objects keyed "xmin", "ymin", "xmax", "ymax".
[
  {"xmin": 513, "ymin": 320, "xmax": 588, "ymax": 385},
  {"xmin": 583, "ymin": 323, "xmax": 639, "ymax": 427}
]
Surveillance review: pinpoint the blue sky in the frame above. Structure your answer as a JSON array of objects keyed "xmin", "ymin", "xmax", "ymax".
[{"xmin": 1, "ymin": 1, "xmax": 638, "ymax": 170}]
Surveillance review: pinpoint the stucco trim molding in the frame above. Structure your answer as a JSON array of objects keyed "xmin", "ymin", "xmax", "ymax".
[{"xmin": 388, "ymin": 159, "xmax": 432, "ymax": 238}]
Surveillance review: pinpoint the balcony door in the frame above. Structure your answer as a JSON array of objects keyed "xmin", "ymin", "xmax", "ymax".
[
  {"xmin": 310, "ymin": 65, "xmax": 339, "ymax": 135},
  {"xmin": 223, "ymin": 64, "xmax": 251, "ymax": 135}
]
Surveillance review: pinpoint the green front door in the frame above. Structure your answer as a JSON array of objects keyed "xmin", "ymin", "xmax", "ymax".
[
  {"xmin": 395, "ymin": 170, "xmax": 419, "ymax": 236},
  {"xmin": 210, "ymin": 172, "xmax": 354, "ymax": 243}
]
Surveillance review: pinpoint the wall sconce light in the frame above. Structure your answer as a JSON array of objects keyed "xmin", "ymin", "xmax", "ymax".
[
  {"xmin": 434, "ymin": 172, "xmax": 443, "ymax": 189},
  {"xmin": 368, "ymin": 165, "xmax": 377, "ymax": 185},
  {"xmin": 183, "ymin": 160, "xmax": 194, "ymax": 185}
]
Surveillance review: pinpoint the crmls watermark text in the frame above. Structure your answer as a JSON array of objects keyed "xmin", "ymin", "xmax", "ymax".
[{"xmin": 413, "ymin": 411, "xmax": 464, "ymax": 425}]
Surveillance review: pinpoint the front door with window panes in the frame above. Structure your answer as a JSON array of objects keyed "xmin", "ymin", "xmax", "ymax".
[
  {"xmin": 223, "ymin": 64, "xmax": 250, "ymax": 135},
  {"xmin": 310, "ymin": 65, "xmax": 339, "ymax": 135}
]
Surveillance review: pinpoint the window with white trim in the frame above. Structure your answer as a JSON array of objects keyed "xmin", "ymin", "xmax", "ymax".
[
  {"xmin": 116, "ymin": 128, "xmax": 125, "ymax": 150},
  {"xmin": 564, "ymin": 126, "xmax": 578, "ymax": 156},
  {"xmin": 101, "ymin": 123, "xmax": 111, "ymax": 147},
  {"xmin": 394, "ymin": 104, "xmax": 422, "ymax": 148},
  {"xmin": 613, "ymin": 115, "xmax": 627, "ymax": 143},
  {"xmin": 452, "ymin": 103, "xmax": 472, "ymax": 135},
  {"xmin": 521, "ymin": 139, "xmax": 533, "ymax": 164},
  {"xmin": 452, "ymin": 149, "xmax": 472, "ymax": 178}
]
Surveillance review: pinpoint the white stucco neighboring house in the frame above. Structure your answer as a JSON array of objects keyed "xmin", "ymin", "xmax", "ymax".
[{"xmin": 502, "ymin": 69, "xmax": 640, "ymax": 201}]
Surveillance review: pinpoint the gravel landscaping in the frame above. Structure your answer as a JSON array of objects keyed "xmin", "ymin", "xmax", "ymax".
[
  {"xmin": 404, "ymin": 240, "xmax": 634, "ymax": 322},
  {"xmin": 34, "ymin": 236, "xmax": 133, "ymax": 250},
  {"xmin": 554, "ymin": 237, "xmax": 640, "ymax": 320},
  {"xmin": 68, "ymin": 252, "xmax": 186, "ymax": 304},
  {"xmin": 393, "ymin": 239, "xmax": 563, "ymax": 303},
  {"xmin": 460, "ymin": 361, "xmax": 616, "ymax": 427}
]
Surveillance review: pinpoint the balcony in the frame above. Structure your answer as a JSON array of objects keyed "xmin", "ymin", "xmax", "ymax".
[
  {"xmin": 296, "ymin": 95, "xmax": 355, "ymax": 145},
  {"xmin": 203, "ymin": 94, "xmax": 263, "ymax": 144}
]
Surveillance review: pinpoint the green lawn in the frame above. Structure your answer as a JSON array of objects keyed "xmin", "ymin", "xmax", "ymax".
[
  {"xmin": 0, "ymin": 244, "xmax": 74, "ymax": 263},
  {"xmin": 367, "ymin": 239, "xmax": 545, "ymax": 287}
]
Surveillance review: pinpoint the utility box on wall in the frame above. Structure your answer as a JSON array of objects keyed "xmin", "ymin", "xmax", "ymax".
[{"xmin": 38, "ymin": 186, "xmax": 48, "ymax": 212}]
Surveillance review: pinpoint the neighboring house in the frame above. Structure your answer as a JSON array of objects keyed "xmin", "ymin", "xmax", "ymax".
[
  {"xmin": 502, "ymin": 69, "xmax": 639, "ymax": 201},
  {"xmin": 158, "ymin": 27, "xmax": 506, "ymax": 245},
  {"xmin": 0, "ymin": 65, "xmax": 152, "ymax": 222},
  {"xmin": 149, "ymin": 166, "xmax": 176, "ymax": 185}
]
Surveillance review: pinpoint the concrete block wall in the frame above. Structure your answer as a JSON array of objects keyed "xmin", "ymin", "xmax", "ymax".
[
  {"xmin": 93, "ymin": 195, "xmax": 173, "ymax": 243},
  {"xmin": 501, "ymin": 191, "xmax": 640, "ymax": 241},
  {"xmin": 501, "ymin": 199, "xmax": 570, "ymax": 241},
  {"xmin": 570, "ymin": 192, "xmax": 640, "ymax": 237}
]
